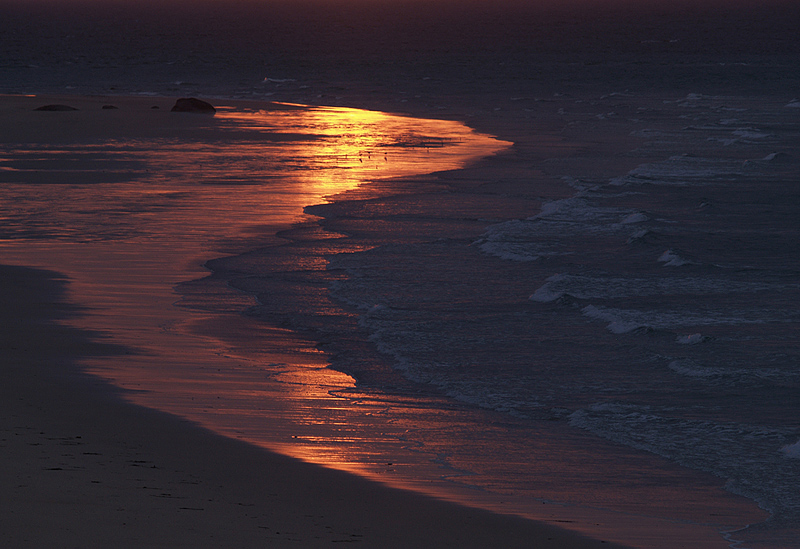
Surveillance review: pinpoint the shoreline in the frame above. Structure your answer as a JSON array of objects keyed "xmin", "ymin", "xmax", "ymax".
[
  {"xmin": 0, "ymin": 92, "xmax": 626, "ymax": 547},
  {"xmin": 1, "ymin": 266, "xmax": 622, "ymax": 548},
  {"xmin": 3, "ymin": 92, "xmax": 772, "ymax": 547}
]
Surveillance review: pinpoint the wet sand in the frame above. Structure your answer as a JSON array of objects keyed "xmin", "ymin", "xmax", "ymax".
[
  {"xmin": 0, "ymin": 93, "xmax": 636, "ymax": 547},
  {"xmin": 1, "ymin": 261, "xmax": 632, "ymax": 548},
  {"xmin": 0, "ymin": 88, "xmax": 782, "ymax": 547}
]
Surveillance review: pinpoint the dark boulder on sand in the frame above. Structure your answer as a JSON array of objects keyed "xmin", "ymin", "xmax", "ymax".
[
  {"xmin": 102, "ymin": 104, "xmax": 119, "ymax": 110},
  {"xmin": 170, "ymin": 97, "xmax": 216, "ymax": 113},
  {"xmin": 34, "ymin": 104, "xmax": 78, "ymax": 111}
]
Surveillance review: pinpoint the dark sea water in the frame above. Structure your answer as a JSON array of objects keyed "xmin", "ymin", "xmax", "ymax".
[{"xmin": 2, "ymin": 1, "xmax": 799, "ymax": 546}]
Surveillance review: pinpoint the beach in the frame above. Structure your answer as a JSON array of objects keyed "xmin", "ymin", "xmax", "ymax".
[
  {"xmin": 2, "ymin": 1, "xmax": 799, "ymax": 546},
  {"xmin": 0, "ymin": 93, "xmax": 639, "ymax": 547},
  {"xmin": 2, "ymin": 264, "xmax": 629, "ymax": 548},
  {"xmin": 0, "ymin": 90, "xmax": 776, "ymax": 548}
]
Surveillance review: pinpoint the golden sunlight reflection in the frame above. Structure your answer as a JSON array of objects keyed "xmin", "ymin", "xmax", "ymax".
[
  {"xmin": 1, "ymin": 101, "xmax": 508, "ymax": 253},
  {"xmin": 213, "ymin": 104, "xmax": 505, "ymax": 201},
  {"xmin": 0, "ymin": 99, "xmax": 764, "ymax": 539},
  {"xmin": 0, "ymin": 98, "xmax": 522, "ymax": 521}
]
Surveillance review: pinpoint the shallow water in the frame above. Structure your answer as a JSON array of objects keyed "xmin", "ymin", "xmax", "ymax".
[
  {"xmin": 4, "ymin": 93, "xmax": 795, "ymax": 547},
  {"xmin": 186, "ymin": 93, "xmax": 800, "ymax": 547}
]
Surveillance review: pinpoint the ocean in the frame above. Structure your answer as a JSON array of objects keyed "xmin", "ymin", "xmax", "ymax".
[{"xmin": 1, "ymin": 1, "xmax": 799, "ymax": 546}]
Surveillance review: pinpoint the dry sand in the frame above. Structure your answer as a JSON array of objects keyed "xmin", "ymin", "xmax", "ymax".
[
  {"xmin": 0, "ymin": 94, "xmax": 628, "ymax": 548},
  {"xmin": 1, "ymin": 263, "xmax": 629, "ymax": 548}
]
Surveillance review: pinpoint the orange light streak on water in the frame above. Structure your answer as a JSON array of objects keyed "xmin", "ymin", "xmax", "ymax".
[
  {"xmin": 0, "ymin": 97, "xmax": 764, "ymax": 546},
  {"xmin": 0, "ymin": 95, "xmax": 512, "ymax": 499}
]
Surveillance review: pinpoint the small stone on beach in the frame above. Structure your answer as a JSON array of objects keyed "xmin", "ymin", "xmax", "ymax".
[
  {"xmin": 170, "ymin": 97, "xmax": 216, "ymax": 113},
  {"xmin": 34, "ymin": 104, "xmax": 78, "ymax": 111}
]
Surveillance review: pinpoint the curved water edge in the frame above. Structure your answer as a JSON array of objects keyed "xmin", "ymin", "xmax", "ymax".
[
  {"xmin": 227, "ymin": 93, "xmax": 798, "ymax": 547},
  {"xmin": 2, "ymin": 93, "xmax": 795, "ymax": 547},
  {"xmin": 195, "ymin": 94, "xmax": 799, "ymax": 546}
]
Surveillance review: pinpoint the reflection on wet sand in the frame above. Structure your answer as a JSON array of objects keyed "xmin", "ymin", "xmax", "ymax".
[
  {"xmin": 0, "ymin": 95, "xmax": 512, "ymax": 505},
  {"xmin": 0, "ymin": 95, "xmax": 765, "ymax": 546}
]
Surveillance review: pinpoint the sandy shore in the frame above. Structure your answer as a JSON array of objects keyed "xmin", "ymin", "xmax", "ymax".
[
  {"xmin": 0, "ymin": 261, "xmax": 625, "ymax": 548},
  {"xmin": 1, "ymin": 90, "xmax": 772, "ymax": 548},
  {"xmin": 0, "ymin": 93, "xmax": 633, "ymax": 547}
]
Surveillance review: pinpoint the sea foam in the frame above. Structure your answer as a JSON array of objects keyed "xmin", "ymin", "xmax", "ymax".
[
  {"xmin": 477, "ymin": 198, "xmax": 646, "ymax": 262},
  {"xmin": 529, "ymin": 273, "xmax": 772, "ymax": 303},
  {"xmin": 581, "ymin": 304, "xmax": 770, "ymax": 334},
  {"xmin": 658, "ymin": 250, "xmax": 692, "ymax": 266},
  {"xmin": 782, "ymin": 441, "xmax": 800, "ymax": 458}
]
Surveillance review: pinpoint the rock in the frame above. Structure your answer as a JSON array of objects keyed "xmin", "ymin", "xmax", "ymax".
[
  {"xmin": 102, "ymin": 104, "xmax": 119, "ymax": 110},
  {"xmin": 34, "ymin": 104, "xmax": 78, "ymax": 111},
  {"xmin": 170, "ymin": 97, "xmax": 216, "ymax": 113}
]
